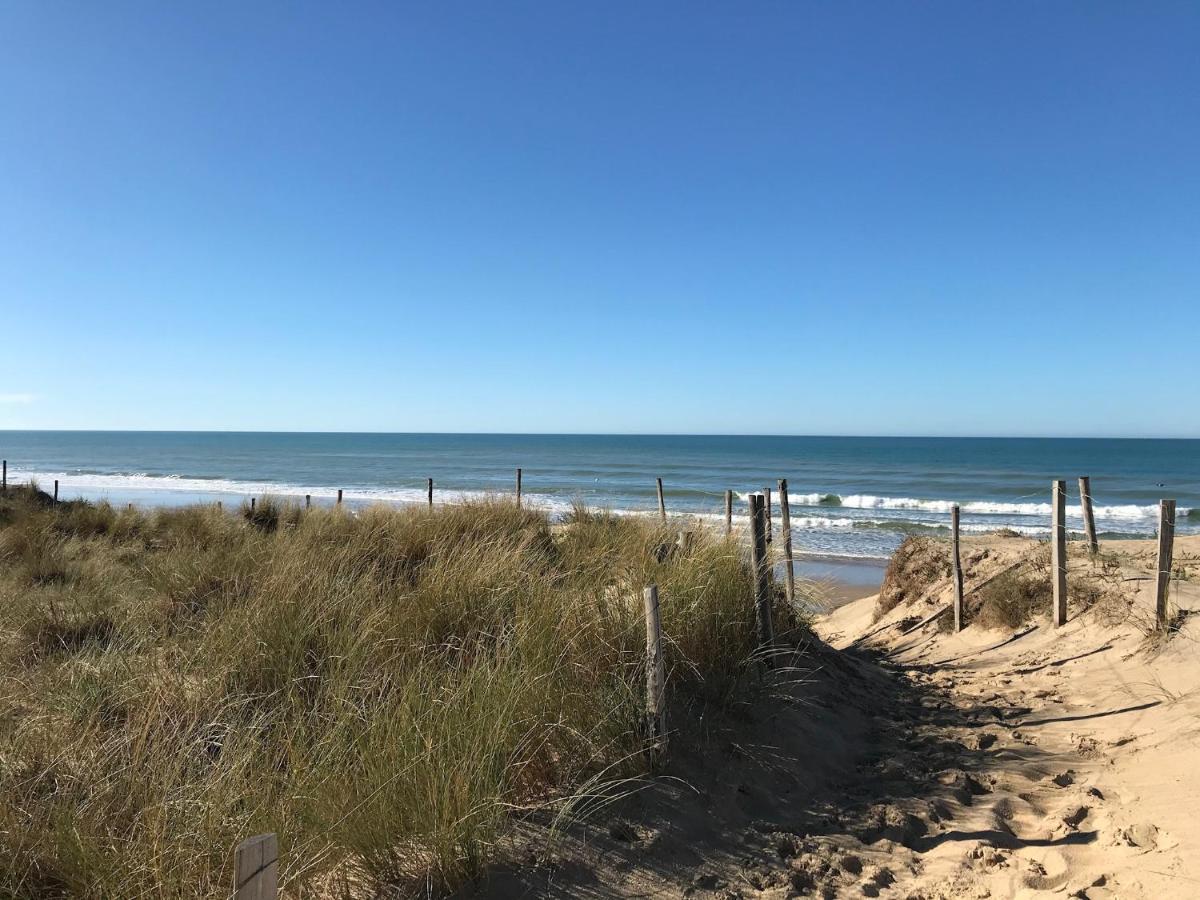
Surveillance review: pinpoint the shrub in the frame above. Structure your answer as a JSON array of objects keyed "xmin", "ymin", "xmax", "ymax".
[
  {"xmin": 874, "ymin": 537, "xmax": 951, "ymax": 621},
  {"xmin": 974, "ymin": 571, "xmax": 1051, "ymax": 629}
]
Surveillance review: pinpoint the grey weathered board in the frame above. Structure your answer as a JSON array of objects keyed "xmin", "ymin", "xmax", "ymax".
[
  {"xmin": 1155, "ymin": 499, "xmax": 1176, "ymax": 630},
  {"xmin": 1079, "ymin": 476, "xmax": 1099, "ymax": 554},
  {"xmin": 1051, "ymin": 480, "xmax": 1067, "ymax": 627},
  {"xmin": 642, "ymin": 584, "xmax": 666, "ymax": 763},
  {"xmin": 233, "ymin": 833, "xmax": 278, "ymax": 900},
  {"xmin": 778, "ymin": 478, "xmax": 795, "ymax": 604},
  {"xmin": 748, "ymin": 493, "xmax": 774, "ymax": 667},
  {"xmin": 951, "ymin": 504, "xmax": 964, "ymax": 632}
]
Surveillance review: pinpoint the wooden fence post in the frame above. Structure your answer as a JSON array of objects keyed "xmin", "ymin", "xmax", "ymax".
[
  {"xmin": 250, "ymin": 497, "xmax": 256, "ymax": 513},
  {"xmin": 233, "ymin": 833, "xmax": 278, "ymax": 900},
  {"xmin": 427, "ymin": 477, "xmax": 433, "ymax": 507},
  {"xmin": 778, "ymin": 479, "xmax": 795, "ymax": 605},
  {"xmin": 724, "ymin": 489, "xmax": 733, "ymax": 537},
  {"xmin": 2, "ymin": 459, "xmax": 6, "ymax": 491},
  {"xmin": 515, "ymin": 467, "xmax": 522, "ymax": 507},
  {"xmin": 1051, "ymin": 480, "xmax": 1067, "ymax": 627},
  {"xmin": 642, "ymin": 585, "xmax": 666, "ymax": 764},
  {"xmin": 764, "ymin": 486, "xmax": 772, "ymax": 543},
  {"xmin": 1155, "ymin": 499, "xmax": 1176, "ymax": 631},
  {"xmin": 749, "ymin": 493, "xmax": 774, "ymax": 668},
  {"xmin": 305, "ymin": 494, "xmax": 311, "ymax": 509},
  {"xmin": 336, "ymin": 489, "xmax": 343, "ymax": 506},
  {"xmin": 53, "ymin": 480, "xmax": 59, "ymax": 503},
  {"xmin": 951, "ymin": 504, "xmax": 964, "ymax": 632},
  {"xmin": 1079, "ymin": 476, "xmax": 1099, "ymax": 555},
  {"xmin": 656, "ymin": 478, "xmax": 666, "ymax": 521}
]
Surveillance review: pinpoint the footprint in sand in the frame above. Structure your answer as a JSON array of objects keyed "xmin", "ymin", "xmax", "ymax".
[
  {"xmin": 1049, "ymin": 769, "xmax": 1076, "ymax": 787},
  {"xmin": 1020, "ymin": 849, "xmax": 1072, "ymax": 891},
  {"xmin": 1114, "ymin": 822, "xmax": 1161, "ymax": 850},
  {"xmin": 1060, "ymin": 804, "xmax": 1090, "ymax": 829}
]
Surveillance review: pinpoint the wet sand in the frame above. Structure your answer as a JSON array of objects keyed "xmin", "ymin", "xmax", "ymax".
[{"xmin": 793, "ymin": 555, "xmax": 887, "ymax": 605}]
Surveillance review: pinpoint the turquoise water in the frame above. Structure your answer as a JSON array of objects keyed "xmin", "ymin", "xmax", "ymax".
[{"xmin": 3, "ymin": 432, "xmax": 1197, "ymax": 559}]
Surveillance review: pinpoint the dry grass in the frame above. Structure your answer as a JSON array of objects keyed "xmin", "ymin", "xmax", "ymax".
[
  {"xmin": 873, "ymin": 537, "xmax": 951, "ymax": 621},
  {"xmin": 0, "ymin": 485, "xmax": 805, "ymax": 898},
  {"xmin": 973, "ymin": 570, "xmax": 1052, "ymax": 630}
]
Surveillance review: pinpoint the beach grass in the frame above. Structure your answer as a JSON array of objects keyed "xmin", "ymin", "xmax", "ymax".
[{"xmin": 0, "ymin": 484, "xmax": 806, "ymax": 898}]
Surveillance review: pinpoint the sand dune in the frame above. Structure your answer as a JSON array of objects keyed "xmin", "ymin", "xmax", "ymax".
[{"xmin": 470, "ymin": 533, "xmax": 1199, "ymax": 899}]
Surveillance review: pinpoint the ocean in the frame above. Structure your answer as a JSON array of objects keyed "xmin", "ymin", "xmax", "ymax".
[{"xmin": 2, "ymin": 432, "xmax": 1197, "ymax": 560}]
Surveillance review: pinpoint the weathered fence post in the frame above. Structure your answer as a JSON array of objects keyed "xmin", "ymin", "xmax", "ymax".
[
  {"xmin": 305, "ymin": 494, "xmax": 311, "ymax": 509},
  {"xmin": 336, "ymin": 489, "xmax": 343, "ymax": 506},
  {"xmin": 233, "ymin": 832, "xmax": 278, "ymax": 900},
  {"xmin": 951, "ymin": 503, "xmax": 964, "ymax": 632},
  {"xmin": 250, "ymin": 497, "xmax": 256, "ymax": 513},
  {"xmin": 53, "ymin": 480, "xmax": 59, "ymax": 502},
  {"xmin": 724, "ymin": 489, "xmax": 733, "ymax": 536},
  {"xmin": 2, "ymin": 459, "xmax": 6, "ymax": 491},
  {"xmin": 1051, "ymin": 480, "xmax": 1067, "ymax": 627},
  {"xmin": 778, "ymin": 479, "xmax": 795, "ymax": 604},
  {"xmin": 642, "ymin": 585, "xmax": 666, "ymax": 764},
  {"xmin": 427, "ymin": 477, "xmax": 433, "ymax": 507},
  {"xmin": 676, "ymin": 530, "xmax": 695, "ymax": 555},
  {"xmin": 1079, "ymin": 476, "xmax": 1099, "ymax": 555},
  {"xmin": 748, "ymin": 493, "xmax": 775, "ymax": 668},
  {"xmin": 656, "ymin": 477, "xmax": 666, "ymax": 521},
  {"xmin": 1155, "ymin": 499, "xmax": 1176, "ymax": 631},
  {"xmin": 515, "ymin": 467, "xmax": 522, "ymax": 507},
  {"xmin": 764, "ymin": 486, "xmax": 772, "ymax": 543}
]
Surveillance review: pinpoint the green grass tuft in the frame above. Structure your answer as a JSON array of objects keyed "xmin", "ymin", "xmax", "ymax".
[{"xmin": 0, "ymin": 490, "xmax": 800, "ymax": 897}]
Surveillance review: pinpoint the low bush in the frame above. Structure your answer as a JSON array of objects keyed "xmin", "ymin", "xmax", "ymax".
[
  {"xmin": 873, "ymin": 537, "xmax": 951, "ymax": 621},
  {"xmin": 973, "ymin": 570, "xmax": 1051, "ymax": 629}
]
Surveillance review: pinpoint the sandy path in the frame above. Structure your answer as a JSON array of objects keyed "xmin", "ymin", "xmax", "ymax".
[{"xmin": 466, "ymin": 536, "xmax": 1199, "ymax": 899}]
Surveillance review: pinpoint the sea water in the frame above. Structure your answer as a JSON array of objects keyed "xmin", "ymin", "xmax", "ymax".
[{"xmin": 3, "ymin": 432, "xmax": 1197, "ymax": 560}]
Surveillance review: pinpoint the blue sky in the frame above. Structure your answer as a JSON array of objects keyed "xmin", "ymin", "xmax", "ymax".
[{"xmin": 1, "ymin": 3, "xmax": 1197, "ymax": 436}]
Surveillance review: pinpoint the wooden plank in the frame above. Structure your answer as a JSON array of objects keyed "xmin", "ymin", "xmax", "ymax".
[
  {"xmin": 749, "ymin": 493, "xmax": 774, "ymax": 668},
  {"xmin": 656, "ymin": 477, "xmax": 666, "ymax": 521},
  {"xmin": 951, "ymin": 504, "xmax": 964, "ymax": 632},
  {"xmin": 1079, "ymin": 476, "xmax": 1099, "ymax": 555},
  {"xmin": 724, "ymin": 489, "xmax": 733, "ymax": 536},
  {"xmin": 233, "ymin": 832, "xmax": 278, "ymax": 900},
  {"xmin": 764, "ymin": 486, "xmax": 772, "ymax": 543},
  {"xmin": 1051, "ymin": 480, "xmax": 1067, "ymax": 627},
  {"xmin": 676, "ymin": 530, "xmax": 695, "ymax": 555},
  {"xmin": 642, "ymin": 585, "xmax": 666, "ymax": 764},
  {"xmin": 1155, "ymin": 499, "xmax": 1176, "ymax": 630},
  {"xmin": 778, "ymin": 479, "xmax": 795, "ymax": 604}
]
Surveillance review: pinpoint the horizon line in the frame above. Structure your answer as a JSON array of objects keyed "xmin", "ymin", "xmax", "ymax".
[{"xmin": 1, "ymin": 428, "xmax": 1198, "ymax": 441}]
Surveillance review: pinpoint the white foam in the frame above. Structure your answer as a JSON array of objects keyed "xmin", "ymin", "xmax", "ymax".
[
  {"xmin": 20, "ymin": 470, "xmax": 1190, "ymax": 538},
  {"xmin": 14, "ymin": 470, "xmax": 583, "ymax": 515},
  {"xmin": 776, "ymin": 492, "xmax": 1174, "ymax": 521}
]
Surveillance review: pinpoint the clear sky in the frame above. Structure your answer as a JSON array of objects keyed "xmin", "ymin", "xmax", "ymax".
[{"xmin": 1, "ymin": 3, "xmax": 1197, "ymax": 436}]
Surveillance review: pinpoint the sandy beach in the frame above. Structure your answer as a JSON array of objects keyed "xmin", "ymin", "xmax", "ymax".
[{"xmin": 469, "ymin": 532, "xmax": 1199, "ymax": 899}]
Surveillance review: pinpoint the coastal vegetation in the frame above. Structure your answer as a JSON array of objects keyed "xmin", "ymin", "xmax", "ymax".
[{"xmin": 0, "ymin": 484, "xmax": 807, "ymax": 898}]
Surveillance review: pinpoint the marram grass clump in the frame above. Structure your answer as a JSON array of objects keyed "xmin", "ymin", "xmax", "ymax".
[{"xmin": 0, "ymin": 488, "xmax": 805, "ymax": 898}]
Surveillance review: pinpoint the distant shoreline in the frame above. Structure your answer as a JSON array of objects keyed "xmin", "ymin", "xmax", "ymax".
[{"xmin": 5, "ymin": 431, "xmax": 1197, "ymax": 562}]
